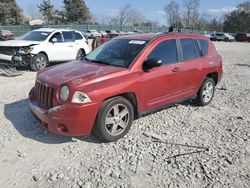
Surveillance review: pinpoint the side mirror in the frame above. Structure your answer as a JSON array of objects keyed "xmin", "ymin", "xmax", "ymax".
[
  {"xmin": 143, "ymin": 58, "xmax": 162, "ymax": 71},
  {"xmin": 51, "ymin": 38, "xmax": 57, "ymax": 43}
]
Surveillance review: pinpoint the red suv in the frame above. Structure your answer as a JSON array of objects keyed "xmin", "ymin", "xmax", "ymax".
[{"xmin": 29, "ymin": 33, "xmax": 223, "ymax": 142}]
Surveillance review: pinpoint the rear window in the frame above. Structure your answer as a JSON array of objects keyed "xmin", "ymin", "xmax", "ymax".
[
  {"xmin": 199, "ymin": 39, "xmax": 209, "ymax": 56},
  {"xmin": 180, "ymin": 39, "xmax": 197, "ymax": 61}
]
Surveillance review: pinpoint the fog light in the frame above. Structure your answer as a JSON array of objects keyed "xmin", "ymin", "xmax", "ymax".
[{"xmin": 57, "ymin": 124, "xmax": 69, "ymax": 133}]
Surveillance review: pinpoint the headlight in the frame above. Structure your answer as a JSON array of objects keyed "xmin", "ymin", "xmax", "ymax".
[
  {"xmin": 60, "ymin": 86, "xmax": 70, "ymax": 102},
  {"xmin": 18, "ymin": 47, "xmax": 33, "ymax": 54},
  {"xmin": 72, "ymin": 91, "xmax": 92, "ymax": 104}
]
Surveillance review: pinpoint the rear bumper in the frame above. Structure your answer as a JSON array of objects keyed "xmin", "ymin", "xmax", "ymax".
[{"xmin": 29, "ymin": 88, "xmax": 100, "ymax": 136}]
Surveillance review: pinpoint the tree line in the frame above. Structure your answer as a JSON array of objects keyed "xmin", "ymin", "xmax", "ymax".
[
  {"xmin": 164, "ymin": 0, "xmax": 250, "ymax": 33},
  {"xmin": 0, "ymin": 0, "xmax": 250, "ymax": 33}
]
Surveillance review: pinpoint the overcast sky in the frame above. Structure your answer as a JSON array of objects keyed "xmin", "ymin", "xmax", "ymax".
[{"xmin": 16, "ymin": 0, "xmax": 241, "ymax": 25}]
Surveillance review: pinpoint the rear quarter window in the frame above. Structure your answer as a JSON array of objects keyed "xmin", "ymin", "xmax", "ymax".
[{"xmin": 199, "ymin": 39, "xmax": 209, "ymax": 56}]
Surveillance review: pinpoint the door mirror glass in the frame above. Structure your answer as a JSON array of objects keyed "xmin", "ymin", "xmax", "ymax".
[
  {"xmin": 51, "ymin": 38, "xmax": 57, "ymax": 43},
  {"xmin": 143, "ymin": 58, "xmax": 162, "ymax": 70}
]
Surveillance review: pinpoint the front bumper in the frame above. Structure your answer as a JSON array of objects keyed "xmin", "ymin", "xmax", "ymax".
[
  {"xmin": 0, "ymin": 53, "xmax": 31, "ymax": 66},
  {"xmin": 29, "ymin": 88, "xmax": 100, "ymax": 136}
]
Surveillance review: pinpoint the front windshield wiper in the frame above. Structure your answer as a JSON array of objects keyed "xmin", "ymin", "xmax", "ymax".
[{"xmin": 84, "ymin": 58, "xmax": 111, "ymax": 65}]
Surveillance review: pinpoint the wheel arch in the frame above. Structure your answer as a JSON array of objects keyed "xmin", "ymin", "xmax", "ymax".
[
  {"xmin": 102, "ymin": 92, "xmax": 139, "ymax": 119},
  {"xmin": 206, "ymin": 72, "xmax": 218, "ymax": 85}
]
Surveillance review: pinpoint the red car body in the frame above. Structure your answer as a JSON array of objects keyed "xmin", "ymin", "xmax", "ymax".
[{"xmin": 29, "ymin": 33, "xmax": 223, "ymax": 137}]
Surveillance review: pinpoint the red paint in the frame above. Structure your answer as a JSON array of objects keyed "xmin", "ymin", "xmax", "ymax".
[{"xmin": 29, "ymin": 33, "xmax": 223, "ymax": 136}]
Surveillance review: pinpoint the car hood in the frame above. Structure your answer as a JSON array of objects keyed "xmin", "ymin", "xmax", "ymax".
[
  {"xmin": 37, "ymin": 60, "xmax": 126, "ymax": 87},
  {"xmin": 0, "ymin": 40, "xmax": 41, "ymax": 47}
]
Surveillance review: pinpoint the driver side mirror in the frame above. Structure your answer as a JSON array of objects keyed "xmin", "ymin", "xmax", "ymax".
[
  {"xmin": 51, "ymin": 38, "xmax": 57, "ymax": 43},
  {"xmin": 143, "ymin": 58, "xmax": 162, "ymax": 71}
]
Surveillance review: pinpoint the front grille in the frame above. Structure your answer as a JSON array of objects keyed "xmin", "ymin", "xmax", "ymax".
[
  {"xmin": 0, "ymin": 47, "xmax": 17, "ymax": 56},
  {"xmin": 35, "ymin": 81, "xmax": 55, "ymax": 109}
]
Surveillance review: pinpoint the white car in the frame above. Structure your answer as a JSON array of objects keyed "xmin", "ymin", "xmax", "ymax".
[
  {"xmin": 0, "ymin": 28, "xmax": 90, "ymax": 71},
  {"xmin": 84, "ymin": 30, "xmax": 101, "ymax": 38},
  {"xmin": 210, "ymin": 32, "xmax": 235, "ymax": 42}
]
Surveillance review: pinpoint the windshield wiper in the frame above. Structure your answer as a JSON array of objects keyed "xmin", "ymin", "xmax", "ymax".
[{"xmin": 88, "ymin": 59, "xmax": 111, "ymax": 65}]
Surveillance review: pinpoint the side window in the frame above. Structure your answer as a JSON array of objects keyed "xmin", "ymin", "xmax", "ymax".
[
  {"xmin": 199, "ymin": 39, "xmax": 209, "ymax": 56},
  {"xmin": 62, "ymin": 31, "xmax": 74, "ymax": 42},
  {"xmin": 75, "ymin": 32, "xmax": 83, "ymax": 40},
  {"xmin": 50, "ymin": 32, "xmax": 63, "ymax": 42},
  {"xmin": 180, "ymin": 38, "xmax": 196, "ymax": 61},
  {"xmin": 147, "ymin": 39, "xmax": 178, "ymax": 65}
]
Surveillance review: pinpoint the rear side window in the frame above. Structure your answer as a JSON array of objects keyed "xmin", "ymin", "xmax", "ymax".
[
  {"xmin": 75, "ymin": 32, "xmax": 83, "ymax": 40},
  {"xmin": 148, "ymin": 39, "xmax": 178, "ymax": 65},
  {"xmin": 62, "ymin": 31, "xmax": 74, "ymax": 42},
  {"xmin": 180, "ymin": 39, "xmax": 197, "ymax": 60},
  {"xmin": 199, "ymin": 39, "xmax": 209, "ymax": 56}
]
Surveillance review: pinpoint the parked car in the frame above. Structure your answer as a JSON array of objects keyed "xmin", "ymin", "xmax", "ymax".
[
  {"xmin": 0, "ymin": 28, "xmax": 90, "ymax": 71},
  {"xmin": 210, "ymin": 32, "xmax": 235, "ymax": 42},
  {"xmin": 84, "ymin": 29, "xmax": 101, "ymax": 38},
  {"xmin": 29, "ymin": 33, "xmax": 223, "ymax": 142},
  {"xmin": 0, "ymin": 30, "xmax": 15, "ymax": 41},
  {"xmin": 235, "ymin": 33, "xmax": 250, "ymax": 42}
]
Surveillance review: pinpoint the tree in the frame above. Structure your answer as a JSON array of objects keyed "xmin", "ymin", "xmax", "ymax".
[
  {"xmin": 223, "ymin": 10, "xmax": 250, "ymax": 33},
  {"xmin": 128, "ymin": 9, "xmax": 145, "ymax": 26},
  {"xmin": 38, "ymin": 0, "xmax": 54, "ymax": 24},
  {"xmin": 238, "ymin": 1, "xmax": 250, "ymax": 13},
  {"xmin": 164, "ymin": 1, "xmax": 181, "ymax": 26},
  {"xmin": 63, "ymin": 0, "xmax": 91, "ymax": 24},
  {"xmin": 182, "ymin": 0, "xmax": 200, "ymax": 28},
  {"xmin": 0, "ymin": 0, "xmax": 24, "ymax": 25},
  {"xmin": 118, "ymin": 4, "xmax": 132, "ymax": 26}
]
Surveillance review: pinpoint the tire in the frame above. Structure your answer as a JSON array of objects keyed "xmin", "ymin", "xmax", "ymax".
[
  {"xmin": 93, "ymin": 96, "xmax": 134, "ymax": 142},
  {"xmin": 194, "ymin": 77, "xmax": 215, "ymax": 106},
  {"xmin": 76, "ymin": 49, "xmax": 86, "ymax": 60},
  {"xmin": 30, "ymin": 53, "xmax": 48, "ymax": 71}
]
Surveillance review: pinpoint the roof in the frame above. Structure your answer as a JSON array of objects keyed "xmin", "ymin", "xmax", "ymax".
[
  {"xmin": 33, "ymin": 28, "xmax": 75, "ymax": 32},
  {"xmin": 117, "ymin": 32, "xmax": 208, "ymax": 41}
]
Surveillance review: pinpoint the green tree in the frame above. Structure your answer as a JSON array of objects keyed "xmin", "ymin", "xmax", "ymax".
[
  {"xmin": 223, "ymin": 10, "xmax": 250, "ymax": 33},
  {"xmin": 63, "ymin": 0, "xmax": 91, "ymax": 24},
  {"xmin": 0, "ymin": 0, "xmax": 24, "ymax": 25},
  {"xmin": 38, "ymin": 0, "xmax": 54, "ymax": 24}
]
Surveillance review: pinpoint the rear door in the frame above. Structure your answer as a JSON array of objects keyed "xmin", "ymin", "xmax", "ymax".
[
  {"xmin": 141, "ymin": 39, "xmax": 183, "ymax": 110},
  {"xmin": 178, "ymin": 38, "xmax": 203, "ymax": 98}
]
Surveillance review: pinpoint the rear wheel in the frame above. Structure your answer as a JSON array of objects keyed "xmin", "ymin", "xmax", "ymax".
[
  {"xmin": 194, "ymin": 77, "xmax": 215, "ymax": 106},
  {"xmin": 93, "ymin": 96, "xmax": 134, "ymax": 142},
  {"xmin": 30, "ymin": 53, "xmax": 48, "ymax": 71}
]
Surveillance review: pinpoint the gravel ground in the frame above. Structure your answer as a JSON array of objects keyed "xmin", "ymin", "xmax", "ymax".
[{"xmin": 0, "ymin": 42, "xmax": 249, "ymax": 188}]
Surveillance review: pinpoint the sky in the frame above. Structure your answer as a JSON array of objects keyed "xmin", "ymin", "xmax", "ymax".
[{"xmin": 16, "ymin": 0, "xmax": 243, "ymax": 25}]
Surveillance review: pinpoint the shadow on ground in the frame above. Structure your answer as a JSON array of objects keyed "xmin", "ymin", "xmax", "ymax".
[{"xmin": 4, "ymin": 99, "xmax": 101, "ymax": 144}]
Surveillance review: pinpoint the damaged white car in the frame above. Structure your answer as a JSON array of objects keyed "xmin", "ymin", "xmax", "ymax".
[{"xmin": 0, "ymin": 28, "xmax": 90, "ymax": 71}]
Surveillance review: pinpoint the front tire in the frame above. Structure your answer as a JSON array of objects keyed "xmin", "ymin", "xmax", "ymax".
[
  {"xmin": 76, "ymin": 49, "xmax": 86, "ymax": 60},
  {"xmin": 93, "ymin": 96, "xmax": 134, "ymax": 142},
  {"xmin": 194, "ymin": 77, "xmax": 215, "ymax": 106},
  {"xmin": 30, "ymin": 53, "xmax": 48, "ymax": 71}
]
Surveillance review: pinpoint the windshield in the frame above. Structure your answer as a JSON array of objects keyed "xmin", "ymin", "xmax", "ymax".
[
  {"xmin": 85, "ymin": 39, "xmax": 148, "ymax": 68},
  {"xmin": 19, "ymin": 31, "xmax": 51, "ymax": 41}
]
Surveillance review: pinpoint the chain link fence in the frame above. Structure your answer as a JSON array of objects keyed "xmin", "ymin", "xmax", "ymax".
[{"xmin": 0, "ymin": 24, "xmax": 212, "ymax": 37}]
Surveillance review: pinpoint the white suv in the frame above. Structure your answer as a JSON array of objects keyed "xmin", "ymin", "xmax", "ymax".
[{"xmin": 0, "ymin": 28, "xmax": 90, "ymax": 71}]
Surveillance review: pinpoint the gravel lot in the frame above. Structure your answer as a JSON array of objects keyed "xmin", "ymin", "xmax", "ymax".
[{"xmin": 0, "ymin": 42, "xmax": 249, "ymax": 188}]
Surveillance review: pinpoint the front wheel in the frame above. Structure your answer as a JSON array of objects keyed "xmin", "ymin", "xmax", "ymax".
[
  {"xmin": 30, "ymin": 53, "xmax": 48, "ymax": 71},
  {"xmin": 93, "ymin": 96, "xmax": 134, "ymax": 142},
  {"xmin": 76, "ymin": 49, "xmax": 86, "ymax": 60},
  {"xmin": 194, "ymin": 78, "xmax": 215, "ymax": 106}
]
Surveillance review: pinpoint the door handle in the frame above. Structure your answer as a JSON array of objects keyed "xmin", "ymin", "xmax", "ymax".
[
  {"xmin": 68, "ymin": 45, "xmax": 74, "ymax": 47},
  {"xmin": 172, "ymin": 67, "xmax": 181, "ymax": 72}
]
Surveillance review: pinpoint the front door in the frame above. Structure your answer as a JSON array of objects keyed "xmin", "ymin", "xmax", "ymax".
[{"xmin": 141, "ymin": 39, "xmax": 183, "ymax": 111}]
